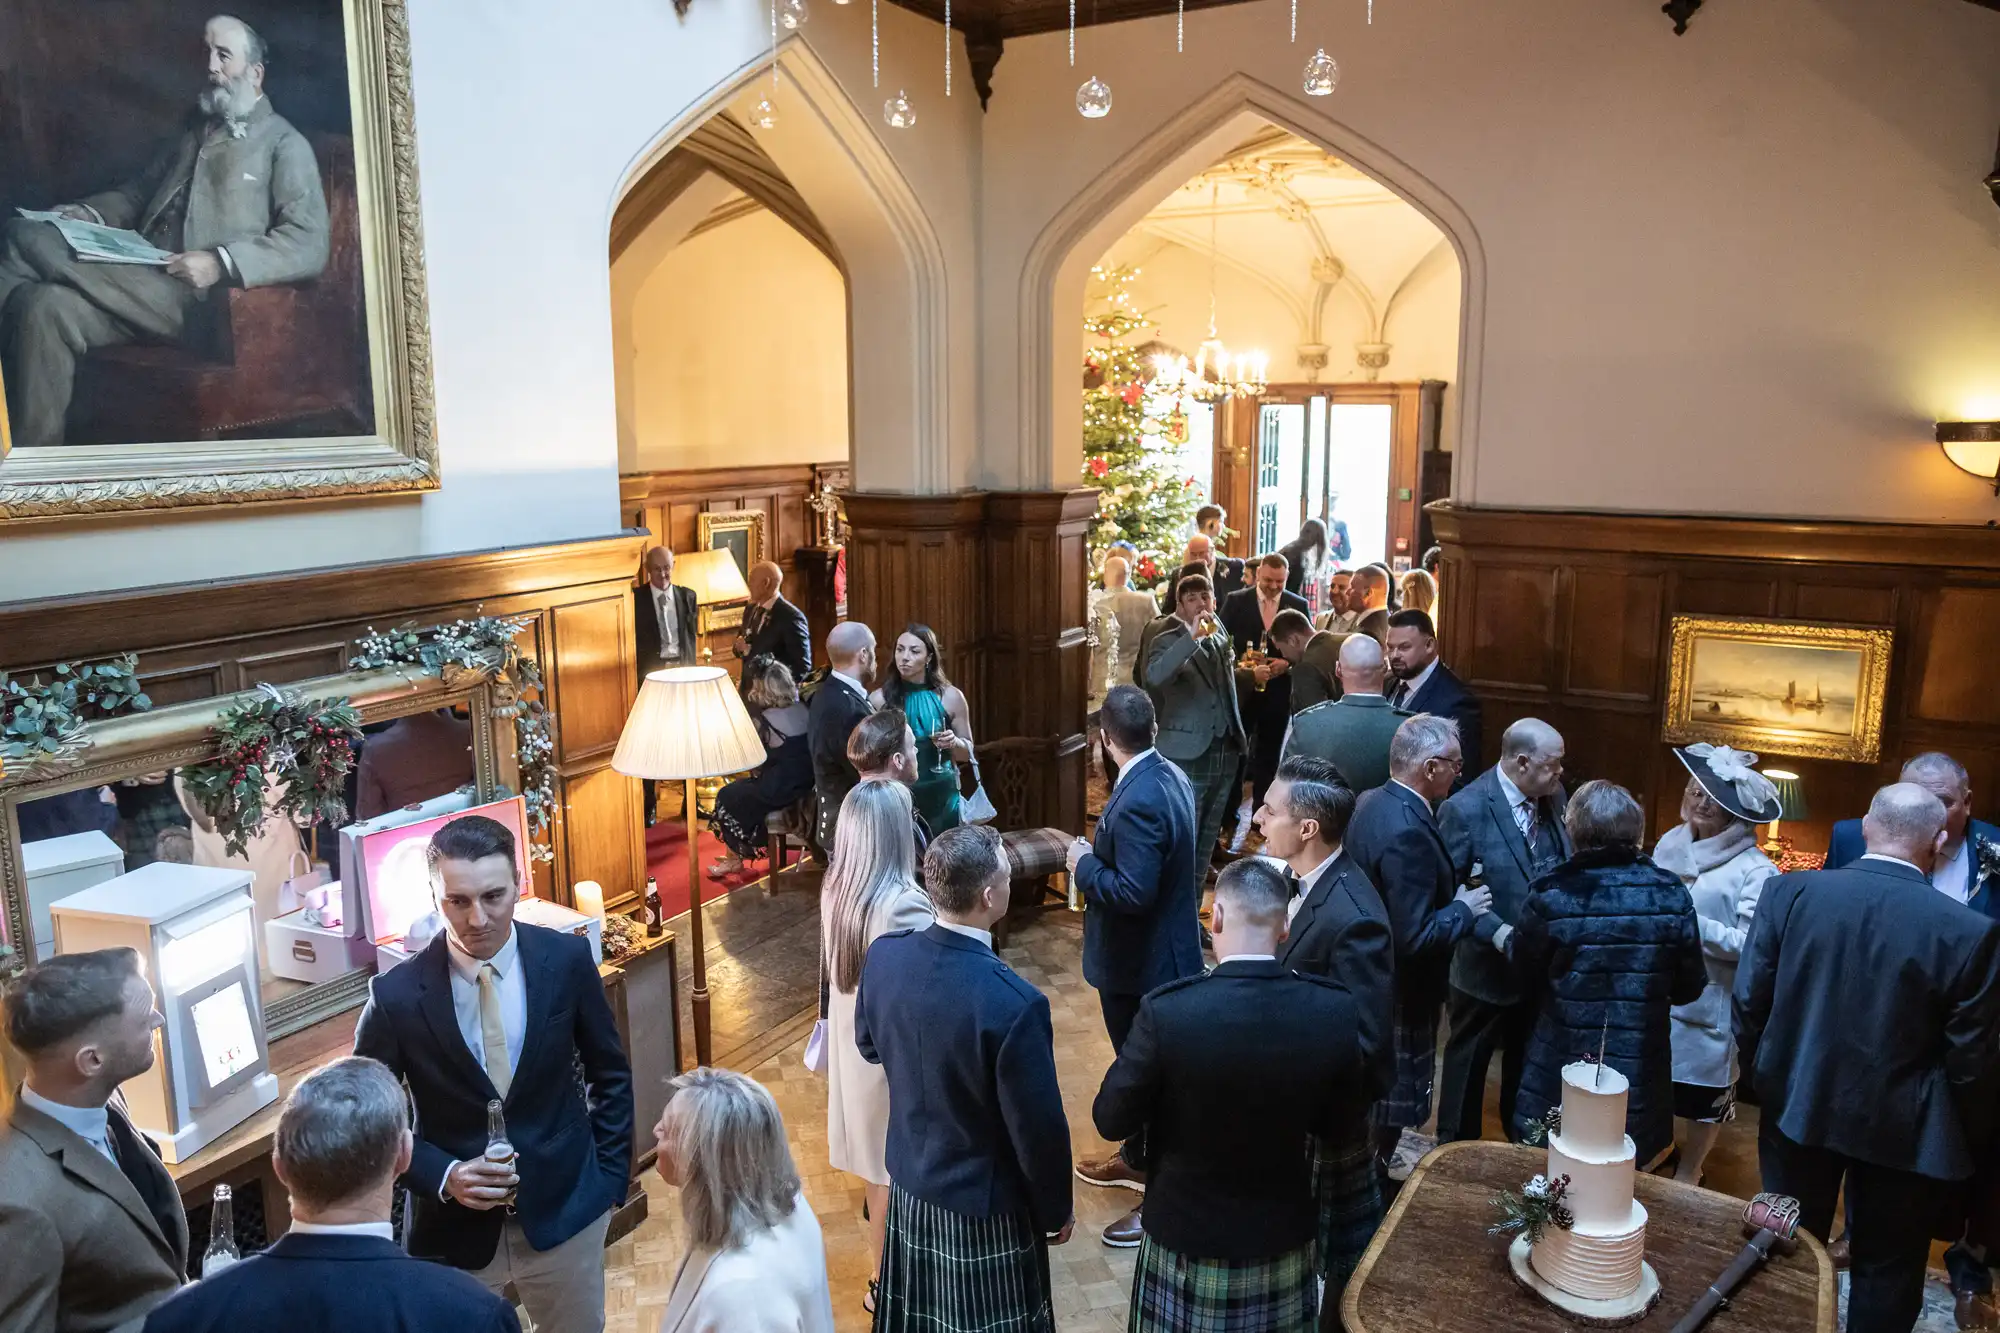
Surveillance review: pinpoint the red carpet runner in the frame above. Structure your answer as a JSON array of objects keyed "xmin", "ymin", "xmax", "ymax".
[{"xmin": 643, "ymin": 818, "xmax": 800, "ymax": 920}]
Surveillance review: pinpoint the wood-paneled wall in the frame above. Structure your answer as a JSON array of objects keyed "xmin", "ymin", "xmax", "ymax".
[
  {"xmin": 0, "ymin": 533, "xmax": 651, "ymax": 909},
  {"xmin": 1430, "ymin": 504, "xmax": 2000, "ymax": 850}
]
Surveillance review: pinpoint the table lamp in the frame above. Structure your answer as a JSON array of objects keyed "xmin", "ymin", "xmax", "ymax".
[
  {"xmin": 1762, "ymin": 769, "xmax": 1808, "ymax": 854},
  {"xmin": 611, "ymin": 666, "xmax": 766, "ymax": 1066},
  {"xmin": 674, "ymin": 547, "xmax": 751, "ymax": 641}
]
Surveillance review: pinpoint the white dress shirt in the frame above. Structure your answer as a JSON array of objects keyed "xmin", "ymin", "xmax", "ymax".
[
  {"xmin": 18, "ymin": 1083, "xmax": 116, "ymax": 1164},
  {"xmin": 1217, "ymin": 953, "xmax": 1277, "ymax": 965},
  {"xmin": 830, "ymin": 669, "xmax": 870, "ymax": 702},
  {"xmin": 1861, "ymin": 852, "xmax": 1925, "ymax": 874},
  {"xmin": 1287, "ymin": 846, "xmax": 1345, "ymax": 924},
  {"xmin": 289, "ymin": 1220, "xmax": 395, "ymax": 1240},
  {"xmin": 1495, "ymin": 765, "xmax": 1538, "ymax": 841},
  {"xmin": 1391, "ymin": 777, "xmax": 1433, "ymax": 813},
  {"xmin": 1933, "ymin": 840, "xmax": 1974, "ymax": 905},
  {"xmin": 447, "ymin": 926, "xmax": 526, "ymax": 1081},
  {"xmin": 652, "ymin": 584, "xmax": 681, "ymax": 660},
  {"xmin": 1390, "ymin": 656, "xmax": 1440, "ymax": 709},
  {"xmin": 934, "ymin": 919, "xmax": 993, "ymax": 949},
  {"xmin": 1111, "ymin": 747, "xmax": 1157, "ymax": 795}
]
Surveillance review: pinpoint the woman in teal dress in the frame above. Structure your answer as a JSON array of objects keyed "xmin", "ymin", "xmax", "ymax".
[{"xmin": 870, "ymin": 623, "xmax": 973, "ymax": 833}]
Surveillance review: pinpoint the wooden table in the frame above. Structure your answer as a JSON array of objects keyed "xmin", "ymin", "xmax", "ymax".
[{"xmin": 1343, "ymin": 1141, "xmax": 1836, "ymax": 1333}]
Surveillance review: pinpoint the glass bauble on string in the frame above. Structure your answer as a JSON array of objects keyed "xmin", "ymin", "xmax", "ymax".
[
  {"xmin": 779, "ymin": 0, "xmax": 809, "ymax": 28},
  {"xmin": 1076, "ymin": 75, "xmax": 1113, "ymax": 118},
  {"xmin": 750, "ymin": 96, "xmax": 778, "ymax": 129},
  {"xmin": 883, "ymin": 89, "xmax": 916, "ymax": 128},
  {"xmin": 1302, "ymin": 48, "xmax": 1338, "ymax": 96}
]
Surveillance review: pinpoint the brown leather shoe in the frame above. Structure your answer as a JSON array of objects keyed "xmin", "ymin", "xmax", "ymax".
[
  {"xmin": 1827, "ymin": 1234, "xmax": 1850, "ymax": 1271},
  {"xmin": 1957, "ymin": 1290, "xmax": 2000, "ymax": 1330},
  {"xmin": 1102, "ymin": 1205, "xmax": 1143, "ymax": 1248},
  {"xmin": 1074, "ymin": 1153, "xmax": 1147, "ymax": 1192}
]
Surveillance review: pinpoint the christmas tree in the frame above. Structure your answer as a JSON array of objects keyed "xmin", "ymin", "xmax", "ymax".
[{"xmin": 1081, "ymin": 264, "xmax": 1202, "ymax": 590}]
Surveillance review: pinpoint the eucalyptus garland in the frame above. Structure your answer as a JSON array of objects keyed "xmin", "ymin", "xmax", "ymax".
[
  {"xmin": 348, "ymin": 614, "xmax": 557, "ymax": 857},
  {"xmin": 1, "ymin": 654, "xmax": 151, "ymax": 779},
  {"xmin": 182, "ymin": 685, "xmax": 364, "ymax": 857}
]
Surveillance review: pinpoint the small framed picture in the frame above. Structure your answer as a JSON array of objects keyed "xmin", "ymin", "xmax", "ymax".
[
  {"xmin": 697, "ymin": 509, "xmax": 765, "ymax": 581},
  {"xmin": 1663, "ymin": 615, "xmax": 1894, "ymax": 764}
]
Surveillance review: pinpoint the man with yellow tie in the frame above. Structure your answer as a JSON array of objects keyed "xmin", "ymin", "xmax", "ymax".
[{"xmin": 354, "ymin": 815, "xmax": 633, "ymax": 1333}]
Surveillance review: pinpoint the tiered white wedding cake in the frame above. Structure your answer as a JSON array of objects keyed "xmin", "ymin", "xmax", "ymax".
[{"xmin": 1530, "ymin": 1061, "xmax": 1649, "ymax": 1302}]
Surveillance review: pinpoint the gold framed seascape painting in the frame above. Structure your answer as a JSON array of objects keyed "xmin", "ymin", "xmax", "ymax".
[
  {"xmin": 1663, "ymin": 615, "xmax": 1894, "ymax": 764},
  {"xmin": 0, "ymin": 0, "xmax": 435, "ymax": 523}
]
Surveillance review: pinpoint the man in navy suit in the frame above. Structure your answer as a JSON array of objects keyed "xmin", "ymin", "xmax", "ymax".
[
  {"xmin": 809, "ymin": 620, "xmax": 877, "ymax": 852},
  {"xmin": 855, "ymin": 825, "xmax": 1075, "ymax": 1330},
  {"xmin": 1736, "ymin": 783, "xmax": 2000, "ymax": 1333},
  {"xmin": 1436, "ymin": 718, "xmax": 1572, "ymax": 1144},
  {"xmin": 1221, "ymin": 553, "xmax": 1315, "ymax": 820},
  {"xmin": 353, "ymin": 815, "xmax": 632, "ymax": 1333},
  {"xmin": 1346, "ymin": 714, "xmax": 1491, "ymax": 1167},
  {"xmin": 144, "ymin": 1057, "xmax": 518, "ymax": 1333},
  {"xmin": 1827, "ymin": 752, "xmax": 1999, "ymax": 916},
  {"xmin": 733, "ymin": 560, "xmax": 812, "ymax": 684},
  {"xmin": 1066, "ymin": 684, "xmax": 1203, "ymax": 1246},
  {"xmin": 1384, "ymin": 609, "xmax": 1483, "ymax": 787}
]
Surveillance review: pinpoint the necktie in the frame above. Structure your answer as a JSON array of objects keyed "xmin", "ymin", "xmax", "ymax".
[
  {"xmin": 477, "ymin": 964, "xmax": 512, "ymax": 1097},
  {"xmin": 1517, "ymin": 799, "xmax": 1536, "ymax": 842},
  {"xmin": 1390, "ymin": 681, "xmax": 1409, "ymax": 709}
]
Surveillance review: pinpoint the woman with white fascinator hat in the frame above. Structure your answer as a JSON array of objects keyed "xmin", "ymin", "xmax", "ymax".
[{"xmin": 1657, "ymin": 743, "xmax": 1782, "ymax": 1184}]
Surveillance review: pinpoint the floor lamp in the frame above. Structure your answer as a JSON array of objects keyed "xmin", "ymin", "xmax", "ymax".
[{"xmin": 612, "ymin": 665, "xmax": 766, "ymax": 1068}]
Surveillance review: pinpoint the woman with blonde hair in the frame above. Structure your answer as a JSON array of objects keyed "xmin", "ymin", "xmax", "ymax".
[
  {"xmin": 821, "ymin": 778, "xmax": 933, "ymax": 1312},
  {"xmin": 708, "ymin": 657, "xmax": 814, "ymax": 879},
  {"xmin": 1398, "ymin": 567, "xmax": 1438, "ymax": 618},
  {"xmin": 654, "ymin": 1067, "xmax": 835, "ymax": 1332}
]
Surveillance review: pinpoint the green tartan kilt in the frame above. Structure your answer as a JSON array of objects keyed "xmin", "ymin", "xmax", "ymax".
[
  {"xmin": 874, "ymin": 1185, "xmax": 1054, "ymax": 1333},
  {"xmin": 1128, "ymin": 1235, "xmax": 1317, "ymax": 1333},
  {"xmin": 1311, "ymin": 1126, "xmax": 1383, "ymax": 1290}
]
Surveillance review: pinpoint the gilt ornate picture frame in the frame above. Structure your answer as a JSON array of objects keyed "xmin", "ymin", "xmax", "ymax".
[
  {"xmin": 0, "ymin": 0, "xmax": 436, "ymax": 522},
  {"xmin": 1663, "ymin": 615, "xmax": 1893, "ymax": 764}
]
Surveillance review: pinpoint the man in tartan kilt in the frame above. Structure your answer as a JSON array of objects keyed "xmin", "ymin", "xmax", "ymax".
[
  {"xmin": 1142, "ymin": 573, "xmax": 1247, "ymax": 869},
  {"xmin": 1346, "ymin": 716, "xmax": 1493, "ymax": 1170},
  {"xmin": 1259, "ymin": 755, "xmax": 1396, "ymax": 1330},
  {"xmin": 856, "ymin": 825, "xmax": 1075, "ymax": 1332},
  {"xmin": 1095, "ymin": 857, "xmax": 1370, "ymax": 1333}
]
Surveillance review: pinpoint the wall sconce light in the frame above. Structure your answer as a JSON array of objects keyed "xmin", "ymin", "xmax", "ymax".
[{"xmin": 1937, "ymin": 421, "xmax": 2000, "ymax": 494}]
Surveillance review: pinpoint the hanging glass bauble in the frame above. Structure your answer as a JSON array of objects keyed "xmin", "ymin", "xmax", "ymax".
[
  {"xmin": 883, "ymin": 90, "xmax": 916, "ymax": 128},
  {"xmin": 779, "ymin": 0, "xmax": 809, "ymax": 28},
  {"xmin": 1302, "ymin": 48, "xmax": 1338, "ymax": 96},
  {"xmin": 1076, "ymin": 75, "xmax": 1113, "ymax": 118},
  {"xmin": 750, "ymin": 96, "xmax": 778, "ymax": 129}
]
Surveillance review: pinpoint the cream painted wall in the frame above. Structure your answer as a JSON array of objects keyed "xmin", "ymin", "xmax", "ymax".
[
  {"xmin": 624, "ymin": 209, "xmax": 849, "ymax": 471},
  {"xmin": 982, "ymin": 0, "xmax": 2000, "ymax": 522}
]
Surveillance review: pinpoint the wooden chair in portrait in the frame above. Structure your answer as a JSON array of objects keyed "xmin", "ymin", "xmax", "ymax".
[{"xmin": 68, "ymin": 134, "xmax": 370, "ymax": 445}]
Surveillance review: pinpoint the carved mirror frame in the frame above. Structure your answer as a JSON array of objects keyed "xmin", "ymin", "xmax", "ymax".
[{"xmin": 0, "ymin": 659, "xmax": 523, "ymax": 1038}]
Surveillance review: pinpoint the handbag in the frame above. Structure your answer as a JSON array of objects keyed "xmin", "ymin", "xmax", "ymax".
[
  {"xmin": 275, "ymin": 849, "xmax": 329, "ymax": 916},
  {"xmin": 962, "ymin": 758, "xmax": 998, "ymax": 825},
  {"xmin": 803, "ymin": 936, "xmax": 830, "ymax": 1073}
]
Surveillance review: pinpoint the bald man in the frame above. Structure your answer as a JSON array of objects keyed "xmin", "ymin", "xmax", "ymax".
[
  {"xmin": 1280, "ymin": 635, "xmax": 1410, "ymax": 792},
  {"xmin": 1343, "ymin": 567, "xmax": 1392, "ymax": 643},
  {"xmin": 1435, "ymin": 718, "xmax": 1571, "ymax": 1142},
  {"xmin": 0, "ymin": 15, "xmax": 330, "ymax": 448},
  {"xmin": 1736, "ymin": 783, "xmax": 2000, "ymax": 1333},
  {"xmin": 809, "ymin": 622, "xmax": 877, "ymax": 850},
  {"xmin": 634, "ymin": 546, "xmax": 699, "ymax": 824},
  {"xmin": 733, "ymin": 560, "xmax": 811, "ymax": 683}
]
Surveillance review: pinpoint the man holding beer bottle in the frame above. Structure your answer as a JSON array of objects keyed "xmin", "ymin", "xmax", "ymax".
[
  {"xmin": 354, "ymin": 814, "xmax": 633, "ymax": 1333},
  {"xmin": 1142, "ymin": 572, "xmax": 1248, "ymax": 871}
]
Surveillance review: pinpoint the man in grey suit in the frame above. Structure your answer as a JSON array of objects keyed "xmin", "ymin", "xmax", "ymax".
[
  {"xmin": 0, "ymin": 16, "xmax": 331, "ymax": 448},
  {"xmin": 633, "ymin": 545, "xmax": 700, "ymax": 823},
  {"xmin": 1435, "ymin": 718, "xmax": 1571, "ymax": 1143},
  {"xmin": 1144, "ymin": 572, "xmax": 1246, "ymax": 866},
  {"xmin": 1281, "ymin": 635, "xmax": 1408, "ymax": 792},
  {"xmin": 0, "ymin": 949, "xmax": 188, "ymax": 1333}
]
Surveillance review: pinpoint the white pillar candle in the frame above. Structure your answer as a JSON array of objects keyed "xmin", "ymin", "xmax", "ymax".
[{"xmin": 572, "ymin": 880, "xmax": 606, "ymax": 921}]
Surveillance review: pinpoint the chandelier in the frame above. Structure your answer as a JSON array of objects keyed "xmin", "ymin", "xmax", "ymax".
[{"xmin": 1151, "ymin": 183, "xmax": 1269, "ymax": 402}]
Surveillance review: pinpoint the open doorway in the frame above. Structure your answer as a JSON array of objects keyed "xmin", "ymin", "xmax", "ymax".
[{"xmin": 1088, "ymin": 125, "xmax": 1462, "ymax": 604}]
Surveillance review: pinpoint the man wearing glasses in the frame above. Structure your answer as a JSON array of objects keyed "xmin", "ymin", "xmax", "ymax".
[{"xmin": 1344, "ymin": 714, "xmax": 1492, "ymax": 1173}]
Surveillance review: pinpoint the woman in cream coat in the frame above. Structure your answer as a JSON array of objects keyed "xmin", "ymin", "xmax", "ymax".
[
  {"xmin": 655, "ymin": 1068, "xmax": 835, "ymax": 1333},
  {"xmin": 1656, "ymin": 743, "xmax": 1780, "ymax": 1184},
  {"xmin": 821, "ymin": 779, "xmax": 933, "ymax": 1311}
]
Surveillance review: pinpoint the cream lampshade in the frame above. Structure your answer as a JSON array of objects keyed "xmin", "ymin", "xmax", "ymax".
[
  {"xmin": 674, "ymin": 548, "xmax": 752, "ymax": 637},
  {"xmin": 611, "ymin": 666, "xmax": 766, "ymax": 1066}
]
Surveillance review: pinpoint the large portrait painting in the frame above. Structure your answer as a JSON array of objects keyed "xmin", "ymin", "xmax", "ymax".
[
  {"xmin": 1663, "ymin": 615, "xmax": 1894, "ymax": 763},
  {"xmin": 0, "ymin": 0, "xmax": 434, "ymax": 521}
]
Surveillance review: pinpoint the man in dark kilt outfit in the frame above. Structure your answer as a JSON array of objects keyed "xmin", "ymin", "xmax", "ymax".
[
  {"xmin": 856, "ymin": 824, "xmax": 1075, "ymax": 1332},
  {"xmin": 1345, "ymin": 715, "xmax": 1491, "ymax": 1171},
  {"xmin": 1095, "ymin": 857, "xmax": 1370, "ymax": 1332},
  {"xmin": 1259, "ymin": 755, "xmax": 1396, "ymax": 1330}
]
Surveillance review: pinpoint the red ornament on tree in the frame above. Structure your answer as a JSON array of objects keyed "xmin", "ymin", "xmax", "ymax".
[
  {"xmin": 1137, "ymin": 555, "xmax": 1159, "ymax": 580},
  {"xmin": 1088, "ymin": 455, "xmax": 1110, "ymax": 479},
  {"xmin": 1119, "ymin": 380, "xmax": 1145, "ymax": 407}
]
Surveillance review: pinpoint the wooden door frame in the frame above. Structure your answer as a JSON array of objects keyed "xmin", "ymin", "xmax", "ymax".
[{"xmin": 1214, "ymin": 382, "xmax": 1427, "ymax": 562}]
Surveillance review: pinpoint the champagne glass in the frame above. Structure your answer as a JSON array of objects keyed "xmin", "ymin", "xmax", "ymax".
[{"xmin": 930, "ymin": 725, "xmax": 956, "ymax": 775}]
